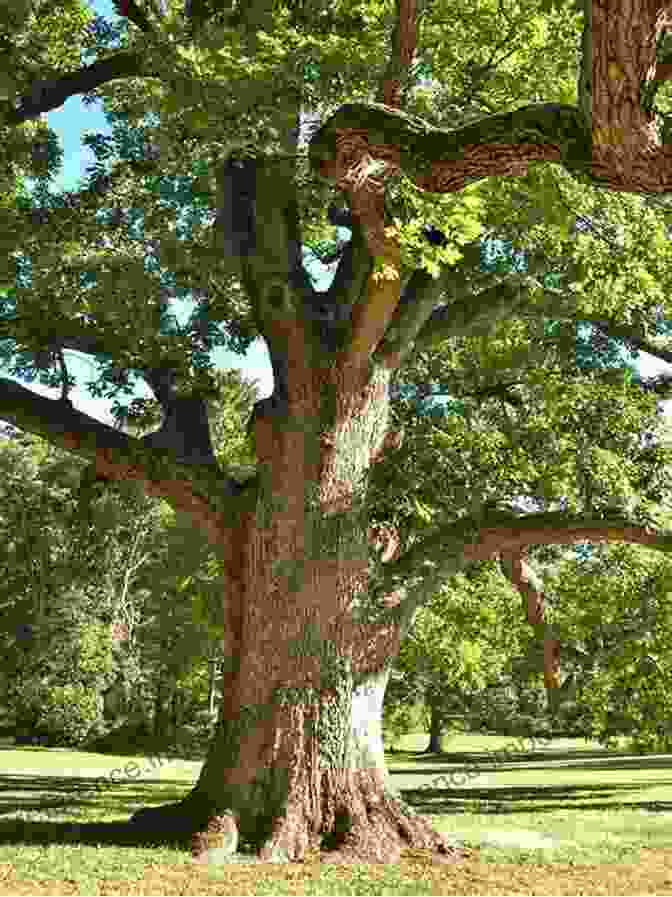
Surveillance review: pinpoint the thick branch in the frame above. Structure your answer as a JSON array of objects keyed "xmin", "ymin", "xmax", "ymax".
[
  {"xmin": 5, "ymin": 53, "xmax": 149, "ymax": 125},
  {"xmin": 372, "ymin": 267, "xmax": 450, "ymax": 368},
  {"xmin": 346, "ymin": 224, "xmax": 402, "ymax": 368},
  {"xmin": 373, "ymin": 238, "xmax": 535, "ymax": 364},
  {"xmin": 467, "ymin": 510, "xmax": 672, "ymax": 561},
  {"xmin": 631, "ymin": 371, "xmax": 672, "ymax": 399},
  {"xmin": 499, "ymin": 550, "xmax": 561, "ymax": 692},
  {"xmin": 376, "ymin": 0, "xmax": 418, "ymax": 109},
  {"xmin": 0, "ymin": 314, "xmax": 117, "ymax": 366},
  {"xmin": 410, "ymin": 249, "xmax": 585, "ymax": 350},
  {"xmin": 2, "ymin": 321, "xmax": 228, "ymax": 473},
  {"xmin": 402, "ymin": 241, "xmax": 672, "ymax": 377},
  {"xmin": 35, "ymin": 327, "xmax": 121, "ymax": 361},
  {"xmin": 142, "ymin": 367, "xmax": 218, "ymax": 466},
  {"xmin": 411, "ymin": 272, "xmax": 544, "ymax": 348},
  {"xmin": 310, "ymin": 89, "xmax": 672, "ymax": 196},
  {"xmin": 0, "ymin": 377, "xmax": 249, "ymax": 538},
  {"xmin": 403, "ymin": 383, "xmax": 524, "ymax": 407},
  {"xmin": 321, "ymin": 212, "xmax": 372, "ymax": 320},
  {"xmin": 309, "ymin": 102, "xmax": 592, "ymax": 192},
  {"xmin": 588, "ymin": 319, "xmax": 672, "ymax": 366},
  {"xmin": 365, "ymin": 235, "xmax": 568, "ymax": 370},
  {"xmin": 385, "ymin": 509, "xmax": 672, "ymax": 592},
  {"xmin": 213, "ymin": 145, "xmax": 314, "ymax": 334},
  {"xmin": 653, "ymin": 62, "xmax": 672, "ymax": 83}
]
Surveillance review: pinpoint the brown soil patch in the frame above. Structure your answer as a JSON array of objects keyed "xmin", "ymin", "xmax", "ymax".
[{"xmin": 0, "ymin": 846, "xmax": 671, "ymax": 894}]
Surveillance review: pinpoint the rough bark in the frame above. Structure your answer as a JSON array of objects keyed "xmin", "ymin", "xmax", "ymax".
[
  {"xmin": 310, "ymin": 1, "xmax": 672, "ymax": 199},
  {"xmin": 129, "ymin": 358, "xmax": 466, "ymax": 865}
]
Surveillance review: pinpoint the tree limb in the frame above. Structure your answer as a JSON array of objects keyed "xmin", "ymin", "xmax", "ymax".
[
  {"xmin": 0, "ymin": 320, "xmax": 228, "ymax": 475},
  {"xmin": 5, "ymin": 52, "xmax": 150, "ymax": 125},
  {"xmin": 0, "ymin": 377, "xmax": 249, "ymax": 526},
  {"xmin": 309, "ymin": 102, "xmax": 591, "ymax": 191},
  {"xmin": 401, "ymin": 240, "xmax": 672, "ymax": 378},
  {"xmin": 376, "ymin": 0, "xmax": 418, "ymax": 109},
  {"xmin": 384, "ymin": 509, "xmax": 672, "ymax": 594},
  {"xmin": 407, "ymin": 247, "xmax": 585, "ymax": 351},
  {"xmin": 142, "ymin": 367, "xmax": 218, "ymax": 467},
  {"xmin": 32, "ymin": 328, "xmax": 120, "ymax": 361},
  {"xmin": 631, "ymin": 371, "xmax": 672, "ymax": 399},
  {"xmin": 499, "ymin": 549, "xmax": 561, "ymax": 693},
  {"xmin": 653, "ymin": 62, "xmax": 672, "ymax": 83},
  {"xmin": 587, "ymin": 319, "xmax": 672, "ymax": 366},
  {"xmin": 410, "ymin": 271, "xmax": 545, "ymax": 348},
  {"xmin": 321, "ymin": 213, "xmax": 372, "ymax": 318},
  {"xmin": 344, "ymin": 224, "xmax": 402, "ymax": 367},
  {"xmin": 372, "ymin": 240, "xmax": 488, "ymax": 366},
  {"xmin": 371, "ymin": 268, "xmax": 448, "ymax": 368}
]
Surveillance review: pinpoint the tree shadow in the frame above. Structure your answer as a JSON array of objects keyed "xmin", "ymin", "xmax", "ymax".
[
  {"xmin": 389, "ymin": 749, "xmax": 672, "ymax": 770},
  {"xmin": 392, "ymin": 747, "xmax": 609, "ymax": 762},
  {"xmin": 0, "ymin": 772, "xmax": 195, "ymax": 849},
  {"xmin": 399, "ymin": 780, "xmax": 672, "ymax": 816},
  {"xmin": 0, "ymin": 816, "xmax": 192, "ymax": 850},
  {"xmin": 1, "ymin": 753, "xmax": 670, "ymax": 851}
]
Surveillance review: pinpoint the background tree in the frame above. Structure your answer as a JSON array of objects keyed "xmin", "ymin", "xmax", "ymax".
[
  {"xmin": 0, "ymin": 365, "xmax": 259, "ymax": 750},
  {"xmin": 541, "ymin": 525, "xmax": 672, "ymax": 753},
  {"xmin": 0, "ymin": 432, "xmax": 117, "ymax": 745},
  {"xmin": 384, "ymin": 562, "xmax": 526, "ymax": 752},
  {"xmin": 372, "ymin": 203, "xmax": 672, "ymax": 749}
]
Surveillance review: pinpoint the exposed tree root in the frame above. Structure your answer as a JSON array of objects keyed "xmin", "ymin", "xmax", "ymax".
[
  {"xmin": 147, "ymin": 771, "xmax": 473, "ymax": 866},
  {"xmin": 312, "ymin": 771, "xmax": 471, "ymax": 865}
]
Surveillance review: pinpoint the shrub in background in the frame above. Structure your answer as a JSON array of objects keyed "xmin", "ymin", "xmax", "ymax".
[
  {"xmin": 37, "ymin": 684, "xmax": 105, "ymax": 746},
  {"xmin": 383, "ymin": 700, "xmax": 425, "ymax": 751}
]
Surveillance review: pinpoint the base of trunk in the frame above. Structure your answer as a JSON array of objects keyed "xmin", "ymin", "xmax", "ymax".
[{"xmin": 130, "ymin": 770, "xmax": 471, "ymax": 865}]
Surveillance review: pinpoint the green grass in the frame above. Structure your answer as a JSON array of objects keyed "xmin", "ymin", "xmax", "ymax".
[
  {"xmin": 389, "ymin": 732, "xmax": 672, "ymax": 867},
  {"xmin": 1, "ymin": 732, "xmax": 671, "ymax": 894}
]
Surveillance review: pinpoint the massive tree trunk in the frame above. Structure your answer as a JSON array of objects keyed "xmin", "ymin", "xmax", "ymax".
[{"xmin": 130, "ymin": 360, "xmax": 467, "ymax": 865}]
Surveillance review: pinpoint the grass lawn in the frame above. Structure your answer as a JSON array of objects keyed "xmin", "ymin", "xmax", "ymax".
[{"xmin": 0, "ymin": 732, "xmax": 671, "ymax": 894}]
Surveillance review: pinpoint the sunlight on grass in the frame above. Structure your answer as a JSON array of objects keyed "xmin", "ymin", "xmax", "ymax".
[
  {"xmin": 0, "ymin": 747, "xmax": 202, "ymax": 779},
  {"xmin": 1, "ymin": 733, "xmax": 672, "ymax": 894}
]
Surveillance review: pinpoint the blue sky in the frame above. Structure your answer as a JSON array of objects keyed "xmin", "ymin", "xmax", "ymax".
[
  {"xmin": 4, "ymin": 0, "xmax": 672, "ymax": 430},
  {"xmin": 4, "ymin": 0, "xmax": 343, "ymax": 425}
]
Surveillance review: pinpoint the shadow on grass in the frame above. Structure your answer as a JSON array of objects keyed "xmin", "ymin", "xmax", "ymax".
[
  {"xmin": 400, "ymin": 780, "xmax": 672, "ymax": 815},
  {"xmin": 389, "ymin": 749, "xmax": 672, "ymax": 771},
  {"xmin": 0, "ymin": 816, "xmax": 192, "ymax": 850},
  {"xmin": 4, "ymin": 743, "xmax": 204, "ymax": 762},
  {"xmin": 1, "ymin": 754, "xmax": 671, "ymax": 853},
  {"xmin": 0, "ymin": 772, "xmax": 196, "ymax": 851}
]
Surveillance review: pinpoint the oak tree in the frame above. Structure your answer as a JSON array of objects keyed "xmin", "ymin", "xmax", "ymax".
[{"xmin": 3, "ymin": 0, "xmax": 672, "ymax": 865}]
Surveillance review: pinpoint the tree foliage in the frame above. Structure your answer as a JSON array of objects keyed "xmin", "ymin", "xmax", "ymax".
[
  {"xmin": 542, "ymin": 532, "xmax": 672, "ymax": 752},
  {"xmin": 0, "ymin": 365, "xmax": 259, "ymax": 749},
  {"xmin": 3, "ymin": 0, "xmax": 672, "ymax": 859}
]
